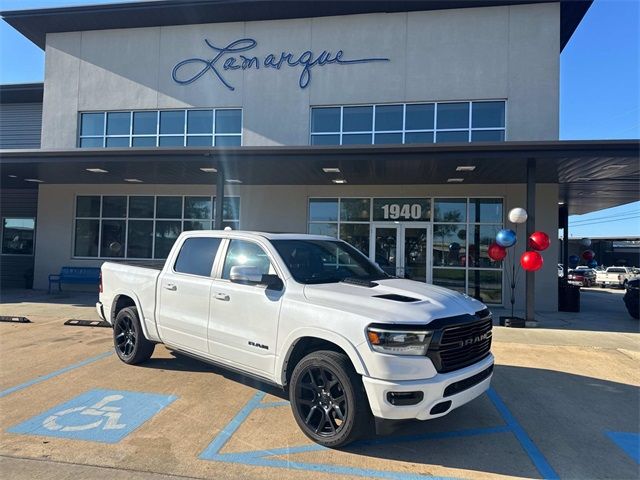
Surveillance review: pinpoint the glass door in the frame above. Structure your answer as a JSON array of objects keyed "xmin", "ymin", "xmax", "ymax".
[
  {"xmin": 371, "ymin": 225, "xmax": 400, "ymax": 277},
  {"xmin": 371, "ymin": 223, "xmax": 431, "ymax": 282},
  {"xmin": 403, "ymin": 225, "xmax": 429, "ymax": 283}
]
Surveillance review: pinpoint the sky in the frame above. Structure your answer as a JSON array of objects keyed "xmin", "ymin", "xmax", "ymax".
[{"xmin": 0, "ymin": 0, "xmax": 638, "ymax": 238}]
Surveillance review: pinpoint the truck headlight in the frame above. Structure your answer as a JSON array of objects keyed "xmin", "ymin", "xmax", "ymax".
[{"xmin": 366, "ymin": 327, "xmax": 433, "ymax": 356}]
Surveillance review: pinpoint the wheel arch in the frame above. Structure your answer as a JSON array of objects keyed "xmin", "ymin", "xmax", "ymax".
[
  {"xmin": 110, "ymin": 291, "xmax": 158, "ymax": 342},
  {"xmin": 278, "ymin": 330, "xmax": 368, "ymax": 386}
]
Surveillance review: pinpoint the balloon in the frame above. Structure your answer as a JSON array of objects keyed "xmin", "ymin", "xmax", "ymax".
[
  {"xmin": 587, "ymin": 259, "xmax": 598, "ymax": 268},
  {"xmin": 580, "ymin": 238, "xmax": 592, "ymax": 247},
  {"xmin": 496, "ymin": 229, "xmax": 517, "ymax": 248},
  {"xmin": 582, "ymin": 249, "xmax": 595, "ymax": 261},
  {"xmin": 487, "ymin": 242, "xmax": 507, "ymax": 261},
  {"xmin": 448, "ymin": 242, "xmax": 461, "ymax": 252},
  {"xmin": 508, "ymin": 208, "xmax": 528, "ymax": 224},
  {"xmin": 568, "ymin": 255, "xmax": 580, "ymax": 267},
  {"xmin": 521, "ymin": 251, "xmax": 543, "ymax": 272},
  {"xmin": 528, "ymin": 231, "xmax": 550, "ymax": 251}
]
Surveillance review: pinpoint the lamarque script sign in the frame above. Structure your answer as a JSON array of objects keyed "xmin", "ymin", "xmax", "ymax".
[{"xmin": 172, "ymin": 38, "xmax": 390, "ymax": 91}]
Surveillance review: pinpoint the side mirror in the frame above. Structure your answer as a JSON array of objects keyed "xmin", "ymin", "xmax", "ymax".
[
  {"xmin": 262, "ymin": 274, "xmax": 284, "ymax": 291},
  {"xmin": 230, "ymin": 265, "xmax": 262, "ymax": 284}
]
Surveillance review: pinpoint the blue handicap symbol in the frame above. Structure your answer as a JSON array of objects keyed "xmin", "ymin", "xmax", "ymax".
[{"xmin": 8, "ymin": 388, "xmax": 177, "ymax": 443}]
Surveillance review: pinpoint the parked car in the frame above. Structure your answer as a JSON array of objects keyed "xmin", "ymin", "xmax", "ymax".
[
  {"xmin": 623, "ymin": 278, "xmax": 639, "ymax": 319},
  {"xmin": 573, "ymin": 267, "xmax": 597, "ymax": 286},
  {"xmin": 596, "ymin": 267, "xmax": 638, "ymax": 289},
  {"xmin": 567, "ymin": 269, "xmax": 594, "ymax": 287},
  {"xmin": 97, "ymin": 231, "xmax": 494, "ymax": 447}
]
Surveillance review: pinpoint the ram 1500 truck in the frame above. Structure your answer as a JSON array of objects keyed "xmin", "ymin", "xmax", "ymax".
[{"xmin": 98, "ymin": 231, "xmax": 494, "ymax": 447}]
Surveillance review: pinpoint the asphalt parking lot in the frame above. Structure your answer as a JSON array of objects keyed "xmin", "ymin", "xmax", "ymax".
[{"xmin": 0, "ymin": 289, "xmax": 638, "ymax": 480}]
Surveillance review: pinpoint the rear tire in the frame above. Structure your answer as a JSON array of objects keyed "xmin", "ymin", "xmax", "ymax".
[
  {"xmin": 113, "ymin": 306, "xmax": 154, "ymax": 364},
  {"xmin": 289, "ymin": 350, "xmax": 372, "ymax": 448}
]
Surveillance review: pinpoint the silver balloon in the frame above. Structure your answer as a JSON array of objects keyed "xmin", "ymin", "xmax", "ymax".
[
  {"xmin": 508, "ymin": 207, "xmax": 528, "ymax": 224},
  {"xmin": 580, "ymin": 237, "xmax": 591, "ymax": 247}
]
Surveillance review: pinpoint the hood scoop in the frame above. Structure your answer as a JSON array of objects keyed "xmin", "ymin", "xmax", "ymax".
[{"xmin": 373, "ymin": 294, "xmax": 421, "ymax": 303}]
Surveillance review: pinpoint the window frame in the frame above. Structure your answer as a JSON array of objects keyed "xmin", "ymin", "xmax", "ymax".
[
  {"xmin": 310, "ymin": 100, "xmax": 507, "ymax": 145},
  {"xmin": 1, "ymin": 217, "xmax": 36, "ymax": 256},
  {"xmin": 308, "ymin": 196, "xmax": 504, "ymax": 305},
  {"xmin": 78, "ymin": 108, "xmax": 243, "ymax": 148},
  {"xmin": 171, "ymin": 235, "xmax": 224, "ymax": 278},
  {"xmin": 72, "ymin": 194, "xmax": 241, "ymax": 260}
]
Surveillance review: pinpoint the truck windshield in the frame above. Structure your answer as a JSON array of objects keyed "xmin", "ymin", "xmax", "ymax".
[{"xmin": 271, "ymin": 239, "xmax": 389, "ymax": 285}]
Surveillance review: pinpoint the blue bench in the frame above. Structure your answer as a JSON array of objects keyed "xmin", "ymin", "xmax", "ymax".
[{"xmin": 48, "ymin": 267, "xmax": 101, "ymax": 294}]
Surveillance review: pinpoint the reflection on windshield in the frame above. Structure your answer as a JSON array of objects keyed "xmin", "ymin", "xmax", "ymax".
[{"xmin": 272, "ymin": 239, "xmax": 389, "ymax": 285}]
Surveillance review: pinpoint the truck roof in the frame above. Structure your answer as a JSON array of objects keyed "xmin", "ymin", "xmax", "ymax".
[{"xmin": 185, "ymin": 230, "xmax": 337, "ymax": 242}]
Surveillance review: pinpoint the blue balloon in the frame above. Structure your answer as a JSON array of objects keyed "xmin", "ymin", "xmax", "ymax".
[
  {"xmin": 568, "ymin": 255, "xmax": 580, "ymax": 267},
  {"xmin": 449, "ymin": 242, "xmax": 461, "ymax": 251},
  {"xmin": 587, "ymin": 259, "xmax": 597, "ymax": 268},
  {"xmin": 495, "ymin": 229, "xmax": 517, "ymax": 248}
]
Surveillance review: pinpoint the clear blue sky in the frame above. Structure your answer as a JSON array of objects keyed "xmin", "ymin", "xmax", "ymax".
[{"xmin": 0, "ymin": 0, "xmax": 638, "ymax": 237}]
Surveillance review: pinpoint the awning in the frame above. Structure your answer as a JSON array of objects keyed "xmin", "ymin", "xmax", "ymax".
[{"xmin": 1, "ymin": 139, "xmax": 638, "ymax": 215}]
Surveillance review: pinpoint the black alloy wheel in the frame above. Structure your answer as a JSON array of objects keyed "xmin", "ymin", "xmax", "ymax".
[
  {"xmin": 113, "ymin": 306, "xmax": 155, "ymax": 364},
  {"xmin": 114, "ymin": 312, "xmax": 137, "ymax": 358},
  {"xmin": 295, "ymin": 365, "xmax": 347, "ymax": 437},
  {"xmin": 289, "ymin": 350, "xmax": 371, "ymax": 448}
]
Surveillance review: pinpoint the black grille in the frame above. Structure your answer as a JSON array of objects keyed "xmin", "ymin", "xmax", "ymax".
[
  {"xmin": 428, "ymin": 316, "xmax": 492, "ymax": 373},
  {"xmin": 443, "ymin": 364, "xmax": 494, "ymax": 397}
]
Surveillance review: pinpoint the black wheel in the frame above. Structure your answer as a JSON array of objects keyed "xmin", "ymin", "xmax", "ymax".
[
  {"xmin": 113, "ymin": 306, "xmax": 154, "ymax": 364},
  {"xmin": 289, "ymin": 350, "xmax": 371, "ymax": 448}
]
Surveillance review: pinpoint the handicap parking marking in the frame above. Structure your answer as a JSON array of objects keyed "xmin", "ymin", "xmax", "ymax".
[
  {"xmin": 0, "ymin": 351, "xmax": 112, "ymax": 399},
  {"xmin": 605, "ymin": 431, "xmax": 640, "ymax": 464},
  {"xmin": 201, "ymin": 389, "xmax": 550, "ymax": 480},
  {"xmin": 8, "ymin": 389, "xmax": 177, "ymax": 443}
]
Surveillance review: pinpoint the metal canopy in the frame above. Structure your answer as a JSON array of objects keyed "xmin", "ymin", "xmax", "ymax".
[
  {"xmin": 1, "ymin": 140, "xmax": 637, "ymax": 215},
  {"xmin": 1, "ymin": 0, "xmax": 591, "ymax": 51}
]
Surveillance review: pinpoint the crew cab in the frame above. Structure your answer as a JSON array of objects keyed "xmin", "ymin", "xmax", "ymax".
[
  {"xmin": 97, "ymin": 231, "xmax": 494, "ymax": 447},
  {"xmin": 596, "ymin": 267, "xmax": 638, "ymax": 289}
]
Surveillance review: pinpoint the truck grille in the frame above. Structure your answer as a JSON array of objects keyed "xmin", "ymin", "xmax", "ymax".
[{"xmin": 428, "ymin": 316, "xmax": 492, "ymax": 373}]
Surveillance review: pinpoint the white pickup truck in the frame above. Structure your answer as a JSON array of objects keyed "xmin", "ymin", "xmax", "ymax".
[
  {"xmin": 97, "ymin": 230, "xmax": 494, "ymax": 447},
  {"xmin": 595, "ymin": 267, "xmax": 638, "ymax": 289}
]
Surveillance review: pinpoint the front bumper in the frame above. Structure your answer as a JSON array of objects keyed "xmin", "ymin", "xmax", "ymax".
[{"xmin": 362, "ymin": 354, "xmax": 494, "ymax": 421}]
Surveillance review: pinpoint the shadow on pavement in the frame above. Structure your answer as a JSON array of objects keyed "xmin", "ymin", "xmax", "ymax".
[{"xmin": 137, "ymin": 351, "xmax": 639, "ymax": 479}]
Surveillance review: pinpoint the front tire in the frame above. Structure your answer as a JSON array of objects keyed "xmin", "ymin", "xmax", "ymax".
[
  {"xmin": 113, "ymin": 306, "xmax": 154, "ymax": 364},
  {"xmin": 289, "ymin": 350, "xmax": 371, "ymax": 448}
]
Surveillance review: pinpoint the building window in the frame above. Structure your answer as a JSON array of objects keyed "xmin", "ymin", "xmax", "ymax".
[
  {"xmin": 310, "ymin": 101, "xmax": 505, "ymax": 145},
  {"xmin": 1, "ymin": 218, "xmax": 35, "ymax": 255},
  {"xmin": 308, "ymin": 197, "xmax": 503, "ymax": 304},
  {"xmin": 73, "ymin": 195, "xmax": 240, "ymax": 259},
  {"xmin": 79, "ymin": 109, "xmax": 242, "ymax": 148},
  {"xmin": 433, "ymin": 198, "xmax": 503, "ymax": 304}
]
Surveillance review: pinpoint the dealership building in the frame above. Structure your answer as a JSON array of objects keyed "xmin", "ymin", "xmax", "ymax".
[{"xmin": 1, "ymin": 0, "xmax": 638, "ymax": 315}]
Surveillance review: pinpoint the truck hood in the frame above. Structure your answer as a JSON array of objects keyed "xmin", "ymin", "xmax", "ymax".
[{"xmin": 303, "ymin": 278, "xmax": 486, "ymax": 325}]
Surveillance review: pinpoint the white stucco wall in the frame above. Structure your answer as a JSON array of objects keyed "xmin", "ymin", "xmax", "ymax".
[
  {"xmin": 33, "ymin": 183, "xmax": 559, "ymax": 311},
  {"xmin": 40, "ymin": 3, "xmax": 560, "ymax": 148}
]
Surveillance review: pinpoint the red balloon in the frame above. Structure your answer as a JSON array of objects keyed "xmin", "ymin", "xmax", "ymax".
[
  {"xmin": 582, "ymin": 249, "xmax": 595, "ymax": 261},
  {"xmin": 520, "ymin": 251, "xmax": 543, "ymax": 272},
  {"xmin": 528, "ymin": 231, "xmax": 550, "ymax": 251},
  {"xmin": 487, "ymin": 242, "xmax": 507, "ymax": 261}
]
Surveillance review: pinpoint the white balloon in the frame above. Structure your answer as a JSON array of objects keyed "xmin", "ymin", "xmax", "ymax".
[
  {"xmin": 508, "ymin": 207, "xmax": 528, "ymax": 224},
  {"xmin": 580, "ymin": 237, "xmax": 591, "ymax": 247}
]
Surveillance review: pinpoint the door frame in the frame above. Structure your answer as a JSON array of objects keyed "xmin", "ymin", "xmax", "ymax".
[{"xmin": 369, "ymin": 222, "xmax": 432, "ymax": 283}]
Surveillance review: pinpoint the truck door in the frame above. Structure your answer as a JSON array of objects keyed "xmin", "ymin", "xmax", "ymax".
[
  {"xmin": 209, "ymin": 239, "xmax": 283, "ymax": 377},
  {"xmin": 157, "ymin": 236, "xmax": 222, "ymax": 354}
]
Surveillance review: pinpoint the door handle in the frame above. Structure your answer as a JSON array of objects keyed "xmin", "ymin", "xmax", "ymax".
[
  {"xmin": 215, "ymin": 292, "xmax": 230, "ymax": 301},
  {"xmin": 164, "ymin": 283, "xmax": 177, "ymax": 291}
]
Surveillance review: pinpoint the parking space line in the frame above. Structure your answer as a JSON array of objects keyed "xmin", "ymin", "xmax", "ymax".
[
  {"xmin": 605, "ymin": 431, "xmax": 640, "ymax": 464},
  {"xmin": 0, "ymin": 351, "xmax": 112, "ymax": 399},
  {"xmin": 486, "ymin": 388, "xmax": 559, "ymax": 480}
]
